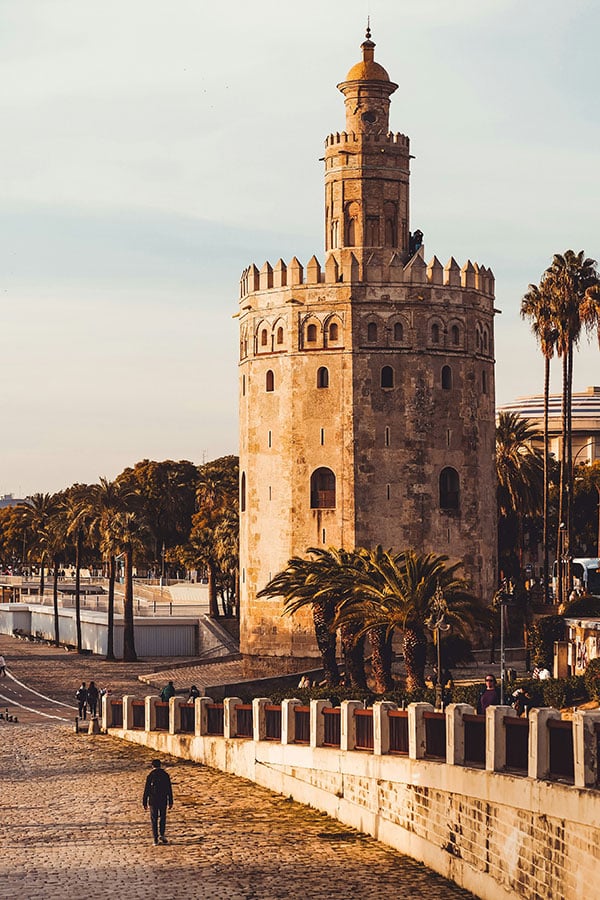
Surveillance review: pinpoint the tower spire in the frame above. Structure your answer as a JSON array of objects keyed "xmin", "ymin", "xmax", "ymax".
[{"xmin": 366, "ymin": 17, "xmax": 371, "ymax": 41}]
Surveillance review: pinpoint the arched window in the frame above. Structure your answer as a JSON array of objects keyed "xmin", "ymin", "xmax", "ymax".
[
  {"xmin": 483, "ymin": 329, "xmax": 489, "ymax": 352},
  {"xmin": 276, "ymin": 326, "xmax": 284, "ymax": 345},
  {"xmin": 451, "ymin": 324, "xmax": 460, "ymax": 346},
  {"xmin": 317, "ymin": 367, "xmax": 329, "ymax": 389},
  {"xmin": 384, "ymin": 201, "xmax": 397, "ymax": 246},
  {"xmin": 381, "ymin": 366, "xmax": 394, "ymax": 389},
  {"xmin": 482, "ymin": 370, "xmax": 488, "ymax": 394},
  {"xmin": 439, "ymin": 467, "xmax": 460, "ymax": 510},
  {"xmin": 345, "ymin": 201, "xmax": 359, "ymax": 247},
  {"xmin": 366, "ymin": 216, "xmax": 379, "ymax": 245},
  {"xmin": 329, "ymin": 322, "xmax": 339, "ymax": 342},
  {"xmin": 306, "ymin": 323, "xmax": 317, "ymax": 343},
  {"xmin": 431, "ymin": 323, "xmax": 440, "ymax": 344},
  {"xmin": 260, "ymin": 329, "xmax": 268, "ymax": 347},
  {"xmin": 441, "ymin": 365, "xmax": 452, "ymax": 390},
  {"xmin": 394, "ymin": 322, "xmax": 404, "ymax": 342},
  {"xmin": 240, "ymin": 472, "xmax": 246, "ymax": 513},
  {"xmin": 367, "ymin": 322, "xmax": 378, "ymax": 342},
  {"xmin": 310, "ymin": 467, "xmax": 336, "ymax": 509},
  {"xmin": 266, "ymin": 370, "xmax": 274, "ymax": 392}
]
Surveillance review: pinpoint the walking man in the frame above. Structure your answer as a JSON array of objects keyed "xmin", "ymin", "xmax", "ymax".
[
  {"xmin": 142, "ymin": 759, "xmax": 173, "ymax": 845},
  {"xmin": 75, "ymin": 682, "xmax": 88, "ymax": 720}
]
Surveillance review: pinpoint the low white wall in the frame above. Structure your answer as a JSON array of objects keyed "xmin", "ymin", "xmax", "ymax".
[{"xmin": 107, "ymin": 698, "xmax": 600, "ymax": 900}]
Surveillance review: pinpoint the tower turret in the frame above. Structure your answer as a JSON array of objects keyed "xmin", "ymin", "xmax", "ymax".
[{"xmin": 324, "ymin": 28, "xmax": 411, "ymax": 264}]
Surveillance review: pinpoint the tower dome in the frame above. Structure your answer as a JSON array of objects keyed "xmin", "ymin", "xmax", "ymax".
[
  {"xmin": 336, "ymin": 27, "xmax": 398, "ymax": 135},
  {"xmin": 343, "ymin": 31, "xmax": 392, "ymax": 84}
]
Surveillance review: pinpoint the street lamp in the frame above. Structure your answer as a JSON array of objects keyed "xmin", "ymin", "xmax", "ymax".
[
  {"xmin": 495, "ymin": 583, "xmax": 511, "ymax": 705},
  {"xmin": 426, "ymin": 584, "xmax": 450, "ymax": 710}
]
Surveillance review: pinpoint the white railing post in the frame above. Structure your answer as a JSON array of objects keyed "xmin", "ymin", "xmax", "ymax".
[
  {"xmin": 573, "ymin": 709, "xmax": 600, "ymax": 788},
  {"xmin": 252, "ymin": 698, "xmax": 270, "ymax": 742},
  {"xmin": 310, "ymin": 699, "xmax": 330, "ymax": 748},
  {"xmin": 408, "ymin": 702, "xmax": 433, "ymax": 760},
  {"xmin": 445, "ymin": 703, "xmax": 475, "ymax": 766},
  {"xmin": 146, "ymin": 696, "xmax": 158, "ymax": 732},
  {"xmin": 101, "ymin": 693, "xmax": 112, "ymax": 730},
  {"xmin": 169, "ymin": 696, "xmax": 181, "ymax": 735},
  {"xmin": 373, "ymin": 701, "xmax": 397, "ymax": 755},
  {"xmin": 224, "ymin": 697, "xmax": 242, "ymax": 739},
  {"xmin": 281, "ymin": 698, "xmax": 301, "ymax": 745},
  {"xmin": 486, "ymin": 705, "xmax": 516, "ymax": 772},
  {"xmin": 195, "ymin": 696, "xmax": 213, "ymax": 737},
  {"xmin": 340, "ymin": 700, "xmax": 363, "ymax": 751},
  {"xmin": 122, "ymin": 695, "xmax": 135, "ymax": 731}
]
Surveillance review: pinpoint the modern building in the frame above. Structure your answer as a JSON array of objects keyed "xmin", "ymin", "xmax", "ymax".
[
  {"xmin": 499, "ymin": 385, "xmax": 600, "ymax": 465},
  {"xmin": 238, "ymin": 31, "xmax": 498, "ymax": 674}
]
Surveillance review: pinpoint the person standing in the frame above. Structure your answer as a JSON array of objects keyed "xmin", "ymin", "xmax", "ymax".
[
  {"xmin": 160, "ymin": 680, "xmax": 175, "ymax": 702},
  {"xmin": 142, "ymin": 759, "xmax": 173, "ymax": 845},
  {"xmin": 87, "ymin": 681, "xmax": 99, "ymax": 717},
  {"xmin": 0, "ymin": 654, "xmax": 6, "ymax": 676},
  {"xmin": 75, "ymin": 682, "xmax": 88, "ymax": 720},
  {"xmin": 477, "ymin": 674, "xmax": 501, "ymax": 714}
]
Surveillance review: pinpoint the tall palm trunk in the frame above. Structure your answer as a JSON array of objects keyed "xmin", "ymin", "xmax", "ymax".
[
  {"xmin": 39, "ymin": 552, "xmax": 46, "ymax": 601},
  {"xmin": 565, "ymin": 343, "xmax": 574, "ymax": 596},
  {"xmin": 543, "ymin": 355, "xmax": 550, "ymax": 603},
  {"xmin": 369, "ymin": 625, "xmax": 394, "ymax": 693},
  {"xmin": 340, "ymin": 623, "xmax": 367, "ymax": 690},
  {"xmin": 312, "ymin": 599, "xmax": 340, "ymax": 686},
  {"xmin": 208, "ymin": 562, "xmax": 219, "ymax": 618},
  {"xmin": 403, "ymin": 626, "xmax": 427, "ymax": 693},
  {"xmin": 122, "ymin": 545, "xmax": 137, "ymax": 662},
  {"xmin": 52, "ymin": 555, "xmax": 60, "ymax": 646},
  {"xmin": 106, "ymin": 554, "xmax": 116, "ymax": 661},
  {"xmin": 75, "ymin": 531, "xmax": 82, "ymax": 653},
  {"xmin": 556, "ymin": 353, "xmax": 568, "ymax": 605}
]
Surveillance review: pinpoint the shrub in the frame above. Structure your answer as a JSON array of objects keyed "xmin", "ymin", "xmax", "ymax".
[
  {"xmin": 562, "ymin": 596, "xmax": 600, "ymax": 617},
  {"xmin": 529, "ymin": 616, "xmax": 565, "ymax": 668},
  {"xmin": 451, "ymin": 683, "xmax": 484, "ymax": 709},
  {"xmin": 542, "ymin": 675, "xmax": 588, "ymax": 710},
  {"xmin": 584, "ymin": 658, "xmax": 600, "ymax": 701}
]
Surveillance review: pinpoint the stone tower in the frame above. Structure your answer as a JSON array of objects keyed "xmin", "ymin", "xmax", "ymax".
[{"xmin": 238, "ymin": 31, "xmax": 497, "ymax": 674}]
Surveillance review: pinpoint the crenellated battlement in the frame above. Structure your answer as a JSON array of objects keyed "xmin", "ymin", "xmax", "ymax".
[
  {"xmin": 325, "ymin": 130, "xmax": 409, "ymax": 148},
  {"xmin": 239, "ymin": 251, "xmax": 495, "ymax": 300}
]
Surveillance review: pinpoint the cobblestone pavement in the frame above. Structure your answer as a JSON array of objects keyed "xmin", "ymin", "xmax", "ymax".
[
  {"xmin": 0, "ymin": 725, "xmax": 474, "ymax": 900},
  {"xmin": 0, "ymin": 634, "xmax": 475, "ymax": 899}
]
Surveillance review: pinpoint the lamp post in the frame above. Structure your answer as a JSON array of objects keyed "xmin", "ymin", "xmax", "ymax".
[
  {"xmin": 426, "ymin": 584, "xmax": 450, "ymax": 710},
  {"xmin": 160, "ymin": 542, "xmax": 165, "ymax": 595}
]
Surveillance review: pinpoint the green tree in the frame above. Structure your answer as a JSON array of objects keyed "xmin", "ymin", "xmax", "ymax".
[
  {"xmin": 521, "ymin": 279, "xmax": 558, "ymax": 601},
  {"xmin": 111, "ymin": 505, "xmax": 150, "ymax": 662},
  {"xmin": 87, "ymin": 477, "xmax": 125, "ymax": 660},
  {"xmin": 62, "ymin": 484, "xmax": 94, "ymax": 653},
  {"xmin": 22, "ymin": 493, "xmax": 55, "ymax": 598}
]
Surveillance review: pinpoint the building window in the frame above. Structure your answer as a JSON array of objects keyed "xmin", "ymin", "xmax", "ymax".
[
  {"xmin": 276, "ymin": 326, "xmax": 284, "ymax": 345},
  {"xmin": 439, "ymin": 467, "xmax": 460, "ymax": 511},
  {"xmin": 386, "ymin": 484, "xmax": 391, "ymax": 500},
  {"xmin": 266, "ymin": 370, "xmax": 274, "ymax": 392},
  {"xmin": 240, "ymin": 472, "xmax": 246, "ymax": 512},
  {"xmin": 322, "ymin": 528, "xmax": 326, "ymax": 544},
  {"xmin": 329, "ymin": 322, "xmax": 339, "ymax": 342},
  {"xmin": 260, "ymin": 329, "xmax": 268, "ymax": 347},
  {"xmin": 268, "ymin": 430, "xmax": 272, "ymax": 448},
  {"xmin": 317, "ymin": 366, "xmax": 329, "ymax": 388},
  {"xmin": 242, "ymin": 374, "xmax": 246, "ymax": 396},
  {"xmin": 394, "ymin": 322, "xmax": 404, "ymax": 342},
  {"xmin": 451, "ymin": 325, "xmax": 460, "ymax": 346},
  {"xmin": 367, "ymin": 322, "xmax": 378, "ymax": 342},
  {"xmin": 385, "ymin": 426, "xmax": 390, "ymax": 447},
  {"xmin": 320, "ymin": 428, "xmax": 325, "ymax": 446},
  {"xmin": 381, "ymin": 366, "xmax": 394, "ymax": 389},
  {"xmin": 384, "ymin": 201, "xmax": 397, "ymax": 246},
  {"xmin": 269, "ymin": 485, "xmax": 272, "ymax": 501},
  {"xmin": 431, "ymin": 323, "xmax": 440, "ymax": 344},
  {"xmin": 483, "ymin": 329, "xmax": 489, "ymax": 352},
  {"xmin": 306, "ymin": 323, "xmax": 317, "ymax": 343},
  {"xmin": 310, "ymin": 467, "xmax": 336, "ymax": 509},
  {"xmin": 482, "ymin": 370, "xmax": 488, "ymax": 394},
  {"xmin": 366, "ymin": 216, "xmax": 380, "ymax": 245},
  {"xmin": 441, "ymin": 365, "xmax": 452, "ymax": 390}
]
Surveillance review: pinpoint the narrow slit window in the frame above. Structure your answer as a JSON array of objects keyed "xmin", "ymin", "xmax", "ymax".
[
  {"xmin": 381, "ymin": 366, "xmax": 394, "ymax": 389},
  {"xmin": 266, "ymin": 370, "xmax": 274, "ymax": 392}
]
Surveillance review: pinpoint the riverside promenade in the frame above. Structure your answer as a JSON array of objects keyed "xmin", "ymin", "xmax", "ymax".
[{"xmin": 0, "ymin": 635, "xmax": 474, "ymax": 900}]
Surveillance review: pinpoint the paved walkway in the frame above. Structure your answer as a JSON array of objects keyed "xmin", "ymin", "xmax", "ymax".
[{"xmin": 0, "ymin": 634, "xmax": 475, "ymax": 899}]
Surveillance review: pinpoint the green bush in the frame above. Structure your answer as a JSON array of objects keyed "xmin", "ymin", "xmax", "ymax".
[
  {"xmin": 562, "ymin": 596, "xmax": 600, "ymax": 617},
  {"xmin": 529, "ymin": 616, "xmax": 565, "ymax": 668},
  {"xmin": 542, "ymin": 675, "xmax": 588, "ymax": 710},
  {"xmin": 451, "ymin": 683, "xmax": 484, "ymax": 709},
  {"xmin": 584, "ymin": 658, "xmax": 600, "ymax": 701}
]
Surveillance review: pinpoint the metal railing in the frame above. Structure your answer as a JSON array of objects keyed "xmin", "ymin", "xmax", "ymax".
[
  {"xmin": 548, "ymin": 719, "xmax": 574, "ymax": 782},
  {"xmin": 389, "ymin": 709, "xmax": 409, "ymax": 754},
  {"xmin": 155, "ymin": 701, "xmax": 169, "ymax": 731},
  {"xmin": 424, "ymin": 711, "xmax": 446, "ymax": 759},
  {"xmin": 463, "ymin": 714, "xmax": 486, "ymax": 767},
  {"xmin": 206, "ymin": 703, "xmax": 224, "ymax": 735},
  {"xmin": 294, "ymin": 706, "xmax": 310, "ymax": 743},
  {"xmin": 132, "ymin": 701, "xmax": 145, "ymax": 730},
  {"xmin": 265, "ymin": 705, "xmax": 282, "ymax": 741},
  {"xmin": 180, "ymin": 703, "xmax": 195, "ymax": 734},
  {"xmin": 504, "ymin": 717, "xmax": 529, "ymax": 772},
  {"xmin": 110, "ymin": 699, "xmax": 123, "ymax": 728},
  {"xmin": 355, "ymin": 709, "xmax": 374, "ymax": 750},
  {"xmin": 235, "ymin": 704, "xmax": 253, "ymax": 738},
  {"xmin": 323, "ymin": 707, "xmax": 341, "ymax": 747}
]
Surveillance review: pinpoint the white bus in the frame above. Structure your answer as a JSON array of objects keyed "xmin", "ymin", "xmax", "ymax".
[{"xmin": 552, "ymin": 557, "xmax": 600, "ymax": 598}]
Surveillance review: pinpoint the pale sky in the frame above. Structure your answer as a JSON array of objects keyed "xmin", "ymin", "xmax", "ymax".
[{"xmin": 1, "ymin": 0, "xmax": 599, "ymax": 497}]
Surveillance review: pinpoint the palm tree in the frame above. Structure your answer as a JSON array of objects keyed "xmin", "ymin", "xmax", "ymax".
[
  {"xmin": 544, "ymin": 250, "xmax": 599, "ymax": 598},
  {"xmin": 521, "ymin": 280, "xmax": 557, "ymax": 601},
  {"xmin": 22, "ymin": 493, "xmax": 54, "ymax": 598},
  {"xmin": 194, "ymin": 456, "xmax": 239, "ymax": 618},
  {"xmin": 336, "ymin": 549, "xmax": 487, "ymax": 692},
  {"xmin": 88, "ymin": 477, "xmax": 124, "ymax": 661},
  {"xmin": 495, "ymin": 412, "xmax": 544, "ymax": 579},
  {"xmin": 62, "ymin": 484, "xmax": 93, "ymax": 653},
  {"xmin": 111, "ymin": 507, "xmax": 149, "ymax": 662}
]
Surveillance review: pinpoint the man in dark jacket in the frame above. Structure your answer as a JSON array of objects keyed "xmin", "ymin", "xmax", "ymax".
[{"xmin": 142, "ymin": 759, "xmax": 174, "ymax": 845}]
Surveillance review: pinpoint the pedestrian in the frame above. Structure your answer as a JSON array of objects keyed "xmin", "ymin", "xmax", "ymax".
[
  {"xmin": 477, "ymin": 674, "xmax": 501, "ymax": 714},
  {"xmin": 75, "ymin": 682, "xmax": 88, "ymax": 720},
  {"xmin": 0, "ymin": 654, "xmax": 6, "ymax": 676},
  {"xmin": 142, "ymin": 759, "xmax": 173, "ymax": 845},
  {"xmin": 160, "ymin": 680, "xmax": 175, "ymax": 702},
  {"xmin": 186, "ymin": 684, "xmax": 200, "ymax": 704},
  {"xmin": 87, "ymin": 681, "xmax": 99, "ymax": 717}
]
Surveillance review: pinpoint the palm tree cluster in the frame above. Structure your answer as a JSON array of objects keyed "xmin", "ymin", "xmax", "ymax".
[
  {"xmin": 258, "ymin": 546, "xmax": 489, "ymax": 694},
  {"xmin": 0, "ymin": 456, "xmax": 239, "ymax": 661},
  {"xmin": 521, "ymin": 250, "xmax": 600, "ymax": 601}
]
